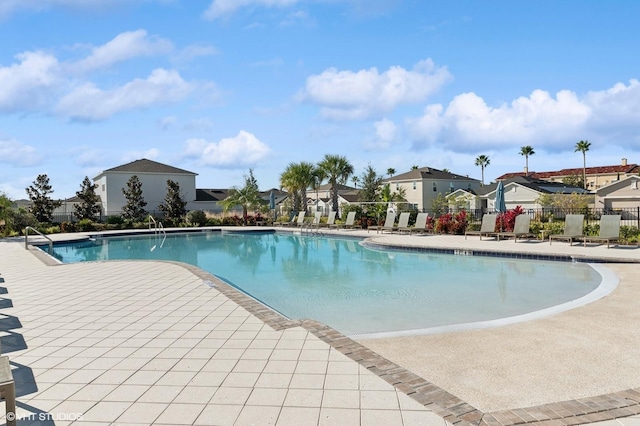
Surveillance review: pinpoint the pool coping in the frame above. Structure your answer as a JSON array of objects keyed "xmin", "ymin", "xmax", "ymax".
[{"xmin": 24, "ymin": 230, "xmax": 640, "ymax": 425}]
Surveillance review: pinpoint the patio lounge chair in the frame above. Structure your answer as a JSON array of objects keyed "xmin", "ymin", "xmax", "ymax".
[
  {"xmin": 375, "ymin": 212, "xmax": 397, "ymax": 233},
  {"xmin": 464, "ymin": 213, "xmax": 497, "ymax": 240},
  {"xmin": 275, "ymin": 212, "xmax": 297, "ymax": 227},
  {"xmin": 330, "ymin": 211, "xmax": 361, "ymax": 230},
  {"xmin": 408, "ymin": 212, "xmax": 430, "ymax": 235},
  {"xmin": 582, "ymin": 215, "xmax": 621, "ymax": 248},
  {"xmin": 496, "ymin": 214, "xmax": 535, "ymax": 242},
  {"xmin": 294, "ymin": 211, "xmax": 307, "ymax": 227},
  {"xmin": 318, "ymin": 211, "xmax": 337, "ymax": 228},
  {"xmin": 0, "ymin": 356, "xmax": 15, "ymax": 426},
  {"xmin": 396, "ymin": 212, "xmax": 415, "ymax": 234},
  {"xmin": 549, "ymin": 214, "xmax": 585, "ymax": 245}
]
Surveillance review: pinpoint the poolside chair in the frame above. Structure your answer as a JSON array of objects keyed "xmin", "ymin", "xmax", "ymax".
[
  {"xmin": 318, "ymin": 211, "xmax": 337, "ymax": 228},
  {"xmin": 396, "ymin": 212, "xmax": 413, "ymax": 234},
  {"xmin": 275, "ymin": 212, "xmax": 297, "ymax": 227},
  {"xmin": 582, "ymin": 215, "xmax": 621, "ymax": 248},
  {"xmin": 549, "ymin": 214, "xmax": 585, "ymax": 246},
  {"xmin": 309, "ymin": 211, "xmax": 322, "ymax": 229},
  {"xmin": 408, "ymin": 212, "xmax": 430, "ymax": 235},
  {"xmin": 330, "ymin": 211, "xmax": 361, "ymax": 230},
  {"xmin": 293, "ymin": 211, "xmax": 307, "ymax": 227},
  {"xmin": 376, "ymin": 211, "xmax": 397, "ymax": 233},
  {"xmin": 464, "ymin": 213, "xmax": 497, "ymax": 240},
  {"xmin": 496, "ymin": 214, "xmax": 535, "ymax": 242}
]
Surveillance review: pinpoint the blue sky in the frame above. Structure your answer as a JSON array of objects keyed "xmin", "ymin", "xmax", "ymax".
[{"xmin": 2, "ymin": 0, "xmax": 640, "ymax": 200}]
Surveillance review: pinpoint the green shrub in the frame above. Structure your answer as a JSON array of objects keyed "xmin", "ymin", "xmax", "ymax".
[
  {"xmin": 187, "ymin": 210, "xmax": 207, "ymax": 227},
  {"xmin": 77, "ymin": 219, "xmax": 96, "ymax": 232},
  {"xmin": 206, "ymin": 217, "xmax": 222, "ymax": 226},
  {"xmin": 60, "ymin": 222, "xmax": 76, "ymax": 233},
  {"xmin": 106, "ymin": 215, "xmax": 125, "ymax": 225}
]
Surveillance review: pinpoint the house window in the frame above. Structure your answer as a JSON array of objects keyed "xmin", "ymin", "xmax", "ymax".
[
  {"xmin": 432, "ymin": 182, "xmax": 437, "ymax": 192},
  {"xmin": 413, "ymin": 181, "xmax": 416, "ymax": 190},
  {"xmin": 467, "ymin": 183, "xmax": 471, "ymax": 189},
  {"xmin": 396, "ymin": 183, "xmax": 399, "ymax": 191}
]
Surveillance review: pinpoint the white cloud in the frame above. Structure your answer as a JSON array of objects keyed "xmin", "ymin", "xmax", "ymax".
[
  {"xmin": 203, "ymin": 0, "xmax": 299, "ymax": 20},
  {"xmin": 56, "ymin": 68, "xmax": 194, "ymax": 121},
  {"xmin": 0, "ymin": 138, "xmax": 42, "ymax": 166},
  {"xmin": 184, "ymin": 131, "xmax": 271, "ymax": 167},
  {"xmin": 364, "ymin": 118, "xmax": 398, "ymax": 150},
  {"xmin": 301, "ymin": 59, "xmax": 452, "ymax": 120},
  {"xmin": 72, "ymin": 30, "xmax": 173, "ymax": 73},
  {"xmin": 407, "ymin": 88, "xmax": 594, "ymax": 151},
  {"xmin": 0, "ymin": 0, "xmax": 172, "ymax": 19},
  {"xmin": 0, "ymin": 51, "xmax": 61, "ymax": 112},
  {"xmin": 172, "ymin": 44, "xmax": 218, "ymax": 64}
]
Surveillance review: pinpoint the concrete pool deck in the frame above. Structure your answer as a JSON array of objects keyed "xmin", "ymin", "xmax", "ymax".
[{"xmin": 1, "ymin": 228, "xmax": 640, "ymax": 425}]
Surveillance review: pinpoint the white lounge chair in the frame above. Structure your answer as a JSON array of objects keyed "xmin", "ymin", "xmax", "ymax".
[{"xmin": 375, "ymin": 212, "xmax": 397, "ymax": 233}]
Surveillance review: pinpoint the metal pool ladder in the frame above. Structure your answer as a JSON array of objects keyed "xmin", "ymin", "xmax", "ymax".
[
  {"xmin": 148, "ymin": 216, "xmax": 166, "ymax": 236},
  {"xmin": 24, "ymin": 226, "xmax": 53, "ymax": 254}
]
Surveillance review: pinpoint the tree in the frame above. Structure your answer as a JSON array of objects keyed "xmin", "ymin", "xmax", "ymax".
[
  {"xmin": 575, "ymin": 140, "xmax": 591, "ymax": 189},
  {"xmin": 221, "ymin": 169, "xmax": 264, "ymax": 225},
  {"xmin": 475, "ymin": 155, "xmax": 490, "ymax": 186},
  {"xmin": 519, "ymin": 146, "xmax": 535, "ymax": 175},
  {"xmin": 74, "ymin": 176, "xmax": 101, "ymax": 221},
  {"xmin": 351, "ymin": 176, "xmax": 359, "ymax": 188},
  {"xmin": 26, "ymin": 174, "xmax": 62, "ymax": 222},
  {"xmin": 358, "ymin": 165, "xmax": 383, "ymax": 202},
  {"xmin": 122, "ymin": 175, "xmax": 148, "ymax": 221},
  {"xmin": 280, "ymin": 162, "xmax": 318, "ymax": 213},
  {"xmin": 562, "ymin": 174, "xmax": 584, "ymax": 188},
  {"xmin": 317, "ymin": 154, "xmax": 354, "ymax": 217},
  {"xmin": 411, "ymin": 165, "xmax": 419, "ymax": 170},
  {"xmin": 386, "ymin": 168, "xmax": 396, "ymax": 178},
  {"xmin": 158, "ymin": 179, "xmax": 187, "ymax": 222}
]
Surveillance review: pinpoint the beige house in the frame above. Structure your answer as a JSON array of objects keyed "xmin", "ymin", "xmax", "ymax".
[
  {"xmin": 594, "ymin": 175, "xmax": 640, "ymax": 215},
  {"xmin": 497, "ymin": 158, "xmax": 639, "ymax": 190},
  {"xmin": 383, "ymin": 167, "xmax": 481, "ymax": 212}
]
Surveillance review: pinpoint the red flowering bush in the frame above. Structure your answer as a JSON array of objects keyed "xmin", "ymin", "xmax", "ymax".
[
  {"xmin": 497, "ymin": 206, "xmax": 524, "ymax": 232},
  {"xmin": 435, "ymin": 210, "xmax": 468, "ymax": 234}
]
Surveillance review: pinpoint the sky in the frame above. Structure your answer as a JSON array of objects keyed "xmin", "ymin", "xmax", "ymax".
[{"xmin": 2, "ymin": 0, "xmax": 640, "ymax": 200}]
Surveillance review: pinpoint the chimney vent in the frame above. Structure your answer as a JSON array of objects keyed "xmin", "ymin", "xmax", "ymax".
[{"xmin": 622, "ymin": 158, "xmax": 628, "ymax": 166}]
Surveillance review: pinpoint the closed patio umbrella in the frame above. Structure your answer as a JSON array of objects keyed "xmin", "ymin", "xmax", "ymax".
[{"xmin": 495, "ymin": 181, "xmax": 506, "ymax": 213}]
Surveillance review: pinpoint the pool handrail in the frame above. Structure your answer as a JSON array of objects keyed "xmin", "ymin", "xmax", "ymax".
[{"xmin": 24, "ymin": 226, "xmax": 53, "ymax": 254}]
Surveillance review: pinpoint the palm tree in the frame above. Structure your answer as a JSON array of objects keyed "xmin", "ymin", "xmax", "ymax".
[
  {"xmin": 280, "ymin": 162, "xmax": 318, "ymax": 213},
  {"xmin": 221, "ymin": 169, "xmax": 264, "ymax": 225},
  {"xmin": 519, "ymin": 146, "xmax": 535, "ymax": 176},
  {"xmin": 317, "ymin": 154, "xmax": 354, "ymax": 217},
  {"xmin": 474, "ymin": 155, "xmax": 490, "ymax": 186},
  {"xmin": 386, "ymin": 168, "xmax": 396, "ymax": 178},
  {"xmin": 575, "ymin": 140, "xmax": 591, "ymax": 189},
  {"xmin": 351, "ymin": 176, "xmax": 359, "ymax": 188},
  {"xmin": 411, "ymin": 165, "xmax": 419, "ymax": 170}
]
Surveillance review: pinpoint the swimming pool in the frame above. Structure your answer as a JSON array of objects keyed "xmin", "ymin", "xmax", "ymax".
[{"xmin": 47, "ymin": 231, "xmax": 608, "ymax": 337}]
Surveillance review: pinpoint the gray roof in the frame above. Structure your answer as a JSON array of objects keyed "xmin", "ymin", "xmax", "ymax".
[
  {"xmin": 482, "ymin": 176, "xmax": 590, "ymax": 195},
  {"xmin": 384, "ymin": 167, "xmax": 478, "ymax": 182},
  {"xmin": 104, "ymin": 158, "xmax": 196, "ymax": 175}
]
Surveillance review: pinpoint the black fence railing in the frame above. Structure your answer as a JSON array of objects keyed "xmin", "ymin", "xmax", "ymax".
[{"xmin": 51, "ymin": 206, "xmax": 640, "ymax": 228}]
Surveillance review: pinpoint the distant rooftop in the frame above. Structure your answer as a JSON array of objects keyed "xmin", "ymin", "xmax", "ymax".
[
  {"xmin": 102, "ymin": 158, "xmax": 197, "ymax": 176},
  {"xmin": 497, "ymin": 159, "xmax": 639, "ymax": 180},
  {"xmin": 385, "ymin": 167, "xmax": 478, "ymax": 182}
]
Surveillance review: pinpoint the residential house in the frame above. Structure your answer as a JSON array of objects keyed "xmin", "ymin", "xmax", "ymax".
[
  {"xmin": 383, "ymin": 167, "xmax": 482, "ymax": 212},
  {"xmin": 306, "ymin": 183, "xmax": 359, "ymax": 216},
  {"xmin": 448, "ymin": 176, "xmax": 590, "ymax": 214},
  {"xmin": 94, "ymin": 159, "xmax": 200, "ymax": 215},
  {"xmin": 496, "ymin": 158, "xmax": 640, "ymax": 190},
  {"xmin": 594, "ymin": 175, "xmax": 640, "ymax": 219}
]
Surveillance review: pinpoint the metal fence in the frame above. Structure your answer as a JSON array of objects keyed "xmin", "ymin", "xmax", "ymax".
[{"xmin": 50, "ymin": 206, "xmax": 640, "ymax": 228}]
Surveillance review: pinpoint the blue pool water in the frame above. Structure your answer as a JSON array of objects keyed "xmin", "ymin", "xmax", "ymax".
[{"xmin": 48, "ymin": 231, "xmax": 603, "ymax": 336}]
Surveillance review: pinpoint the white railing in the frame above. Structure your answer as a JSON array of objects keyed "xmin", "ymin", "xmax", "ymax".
[{"xmin": 24, "ymin": 226, "xmax": 53, "ymax": 254}]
